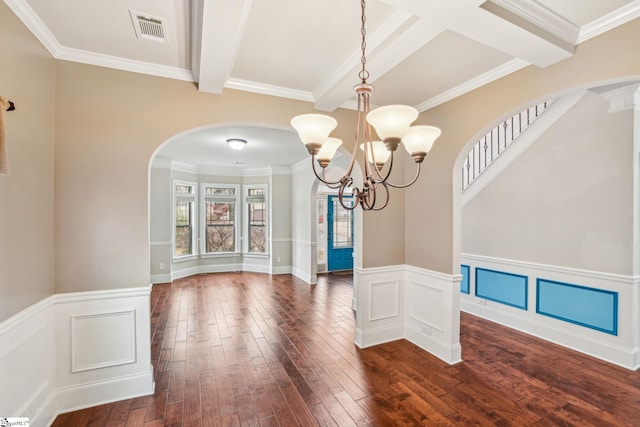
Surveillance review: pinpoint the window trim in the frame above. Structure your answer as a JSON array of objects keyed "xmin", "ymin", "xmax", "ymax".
[
  {"xmin": 200, "ymin": 183, "xmax": 241, "ymax": 255},
  {"xmin": 243, "ymin": 184, "xmax": 268, "ymax": 255},
  {"xmin": 172, "ymin": 179, "xmax": 198, "ymax": 260}
]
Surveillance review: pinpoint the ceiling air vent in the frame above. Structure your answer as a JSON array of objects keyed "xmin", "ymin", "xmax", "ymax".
[{"xmin": 130, "ymin": 10, "xmax": 166, "ymax": 42}]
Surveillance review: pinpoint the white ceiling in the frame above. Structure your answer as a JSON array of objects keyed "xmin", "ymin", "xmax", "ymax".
[{"xmin": 5, "ymin": 0, "xmax": 640, "ymax": 168}]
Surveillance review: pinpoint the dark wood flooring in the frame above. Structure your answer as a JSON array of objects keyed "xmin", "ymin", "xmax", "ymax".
[{"xmin": 53, "ymin": 272, "xmax": 640, "ymax": 426}]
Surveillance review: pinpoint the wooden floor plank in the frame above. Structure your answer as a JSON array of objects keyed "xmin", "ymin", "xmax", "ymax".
[{"xmin": 53, "ymin": 272, "xmax": 640, "ymax": 426}]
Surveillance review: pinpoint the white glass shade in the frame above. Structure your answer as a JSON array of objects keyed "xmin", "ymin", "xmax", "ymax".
[
  {"xmin": 316, "ymin": 137, "xmax": 342, "ymax": 162},
  {"xmin": 290, "ymin": 114, "xmax": 337, "ymax": 146},
  {"xmin": 366, "ymin": 105, "xmax": 418, "ymax": 140},
  {"xmin": 402, "ymin": 125, "xmax": 441, "ymax": 155},
  {"xmin": 360, "ymin": 141, "xmax": 391, "ymax": 164}
]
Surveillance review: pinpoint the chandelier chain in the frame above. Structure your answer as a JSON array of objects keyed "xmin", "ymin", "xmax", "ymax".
[{"xmin": 359, "ymin": 0, "xmax": 369, "ymax": 83}]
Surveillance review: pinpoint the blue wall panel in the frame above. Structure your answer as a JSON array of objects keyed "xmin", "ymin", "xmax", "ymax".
[
  {"xmin": 460, "ymin": 265, "xmax": 470, "ymax": 294},
  {"xmin": 536, "ymin": 279, "xmax": 618, "ymax": 335},
  {"xmin": 475, "ymin": 268, "xmax": 527, "ymax": 309}
]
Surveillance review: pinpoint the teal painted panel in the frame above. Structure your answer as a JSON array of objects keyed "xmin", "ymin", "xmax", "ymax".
[
  {"xmin": 475, "ymin": 268, "xmax": 527, "ymax": 309},
  {"xmin": 461, "ymin": 265, "xmax": 470, "ymax": 294},
  {"xmin": 536, "ymin": 279, "xmax": 618, "ymax": 335}
]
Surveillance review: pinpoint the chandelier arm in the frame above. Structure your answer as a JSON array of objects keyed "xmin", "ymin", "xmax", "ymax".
[
  {"xmin": 369, "ymin": 181, "xmax": 390, "ymax": 211},
  {"xmin": 385, "ymin": 161, "xmax": 422, "ymax": 189},
  {"xmin": 338, "ymin": 183, "xmax": 358, "ymax": 211},
  {"xmin": 311, "ymin": 156, "xmax": 343, "ymax": 187},
  {"xmin": 368, "ymin": 150, "xmax": 395, "ymax": 184}
]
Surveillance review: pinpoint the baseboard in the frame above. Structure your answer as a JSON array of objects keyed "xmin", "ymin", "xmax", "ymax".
[
  {"xmin": 461, "ymin": 253, "xmax": 639, "ymax": 370},
  {"xmin": 405, "ymin": 325, "xmax": 462, "ymax": 364},
  {"xmin": 462, "ymin": 298, "xmax": 639, "ymax": 370},
  {"xmin": 150, "ymin": 273, "xmax": 171, "ymax": 284},
  {"xmin": 56, "ymin": 369, "xmax": 154, "ymax": 414},
  {"xmin": 354, "ymin": 323, "xmax": 403, "ymax": 348},
  {"xmin": 292, "ymin": 267, "xmax": 315, "ymax": 284},
  {"xmin": 271, "ymin": 265, "xmax": 292, "ymax": 275}
]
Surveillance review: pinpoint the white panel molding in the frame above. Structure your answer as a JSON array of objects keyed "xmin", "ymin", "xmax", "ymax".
[
  {"xmin": 292, "ymin": 267, "xmax": 314, "ymax": 284},
  {"xmin": 404, "ymin": 265, "xmax": 463, "ymax": 364},
  {"xmin": 369, "ymin": 281, "xmax": 400, "ymax": 321},
  {"xmin": 462, "ymin": 253, "xmax": 640, "ymax": 370},
  {"xmin": 407, "ymin": 281, "xmax": 444, "ymax": 332},
  {"xmin": 150, "ymin": 241, "xmax": 172, "ymax": 247},
  {"xmin": 71, "ymin": 310, "xmax": 137, "ymax": 372},
  {"xmin": 416, "ymin": 59, "xmax": 529, "ymax": 111},
  {"xmin": 461, "ymin": 90, "xmax": 587, "ymax": 207},
  {"xmin": 354, "ymin": 264, "xmax": 462, "ymax": 364},
  {"xmin": 0, "ymin": 286, "xmax": 154, "ymax": 426}
]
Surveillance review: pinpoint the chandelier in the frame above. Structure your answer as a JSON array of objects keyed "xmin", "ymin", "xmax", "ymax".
[{"xmin": 291, "ymin": 0, "xmax": 441, "ymax": 211}]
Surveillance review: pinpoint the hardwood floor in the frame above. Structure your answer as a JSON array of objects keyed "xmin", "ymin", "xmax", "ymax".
[{"xmin": 52, "ymin": 272, "xmax": 640, "ymax": 426}]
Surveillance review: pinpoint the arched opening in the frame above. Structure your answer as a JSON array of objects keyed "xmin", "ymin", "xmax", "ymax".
[
  {"xmin": 147, "ymin": 123, "xmax": 364, "ymax": 291},
  {"xmin": 452, "ymin": 79, "xmax": 640, "ymax": 368}
]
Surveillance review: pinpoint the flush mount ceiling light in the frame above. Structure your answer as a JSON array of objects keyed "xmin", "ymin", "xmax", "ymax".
[
  {"xmin": 290, "ymin": 0, "xmax": 441, "ymax": 211},
  {"xmin": 226, "ymin": 138, "xmax": 247, "ymax": 150}
]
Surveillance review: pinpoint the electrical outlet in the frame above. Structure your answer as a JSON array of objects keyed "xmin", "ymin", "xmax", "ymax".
[
  {"xmin": 422, "ymin": 326, "xmax": 432, "ymax": 336},
  {"xmin": 277, "ymin": 257, "xmax": 281, "ymax": 263},
  {"xmin": 159, "ymin": 263, "xmax": 165, "ymax": 270},
  {"xmin": 477, "ymin": 298, "xmax": 486, "ymax": 306}
]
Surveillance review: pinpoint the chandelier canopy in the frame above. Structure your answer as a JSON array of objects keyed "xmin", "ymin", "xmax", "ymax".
[{"xmin": 291, "ymin": 0, "xmax": 441, "ymax": 211}]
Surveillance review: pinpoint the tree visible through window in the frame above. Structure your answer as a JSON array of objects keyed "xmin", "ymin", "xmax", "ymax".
[
  {"xmin": 203, "ymin": 185, "xmax": 238, "ymax": 253},
  {"xmin": 206, "ymin": 202, "xmax": 235, "ymax": 252},
  {"xmin": 175, "ymin": 183, "xmax": 196, "ymax": 256},
  {"xmin": 247, "ymin": 187, "xmax": 266, "ymax": 253}
]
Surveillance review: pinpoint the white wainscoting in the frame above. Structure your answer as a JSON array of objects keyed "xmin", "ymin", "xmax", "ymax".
[
  {"xmin": 0, "ymin": 286, "xmax": 154, "ymax": 426},
  {"xmin": 354, "ymin": 265, "xmax": 462, "ymax": 364},
  {"xmin": 292, "ymin": 239, "xmax": 317, "ymax": 284},
  {"xmin": 461, "ymin": 253, "xmax": 640, "ymax": 370}
]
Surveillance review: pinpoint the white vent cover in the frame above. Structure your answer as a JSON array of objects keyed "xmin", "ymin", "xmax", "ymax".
[{"xmin": 130, "ymin": 10, "xmax": 166, "ymax": 42}]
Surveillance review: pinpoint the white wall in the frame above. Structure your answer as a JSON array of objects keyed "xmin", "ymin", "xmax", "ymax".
[{"xmin": 462, "ymin": 91, "xmax": 633, "ymax": 275}]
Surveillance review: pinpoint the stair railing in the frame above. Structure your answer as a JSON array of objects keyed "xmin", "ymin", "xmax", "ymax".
[{"xmin": 461, "ymin": 100, "xmax": 554, "ymax": 191}]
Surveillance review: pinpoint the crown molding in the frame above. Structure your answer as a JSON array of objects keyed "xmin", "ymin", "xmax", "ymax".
[
  {"xmin": 489, "ymin": 0, "xmax": 579, "ymax": 44},
  {"xmin": 224, "ymin": 78, "xmax": 315, "ymax": 103},
  {"xmin": 5, "ymin": 0, "xmax": 194, "ymax": 82},
  {"xmin": 56, "ymin": 47, "xmax": 194, "ymax": 81},
  {"xmin": 416, "ymin": 58, "xmax": 529, "ymax": 112},
  {"xmin": 577, "ymin": 0, "xmax": 640, "ymax": 44},
  {"xmin": 598, "ymin": 83, "xmax": 640, "ymax": 113},
  {"xmin": 4, "ymin": 0, "xmax": 60, "ymax": 55}
]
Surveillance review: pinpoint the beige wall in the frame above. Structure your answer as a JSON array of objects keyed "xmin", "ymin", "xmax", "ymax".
[
  {"xmin": 406, "ymin": 18, "xmax": 640, "ymax": 274},
  {"xmin": 53, "ymin": 57, "xmax": 406, "ymax": 292},
  {"xmin": 0, "ymin": 2, "xmax": 56, "ymax": 320},
  {"xmin": 462, "ymin": 92, "xmax": 633, "ymax": 274}
]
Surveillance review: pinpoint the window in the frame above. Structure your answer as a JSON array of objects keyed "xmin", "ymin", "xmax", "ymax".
[
  {"xmin": 202, "ymin": 184, "xmax": 239, "ymax": 254},
  {"xmin": 174, "ymin": 181, "xmax": 196, "ymax": 257},
  {"xmin": 245, "ymin": 186, "xmax": 267, "ymax": 253}
]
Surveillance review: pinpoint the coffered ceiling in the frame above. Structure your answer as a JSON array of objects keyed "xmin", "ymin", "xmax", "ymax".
[{"xmin": 5, "ymin": 0, "xmax": 639, "ymax": 167}]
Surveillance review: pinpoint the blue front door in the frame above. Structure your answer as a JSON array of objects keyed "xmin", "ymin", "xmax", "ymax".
[{"xmin": 327, "ymin": 195, "xmax": 354, "ymax": 271}]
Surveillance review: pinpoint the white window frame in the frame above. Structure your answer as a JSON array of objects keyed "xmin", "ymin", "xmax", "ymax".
[
  {"xmin": 172, "ymin": 180, "xmax": 198, "ymax": 260},
  {"xmin": 200, "ymin": 183, "xmax": 241, "ymax": 256},
  {"xmin": 243, "ymin": 184, "xmax": 269, "ymax": 256}
]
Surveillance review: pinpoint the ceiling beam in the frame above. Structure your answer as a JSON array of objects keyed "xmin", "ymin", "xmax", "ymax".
[
  {"xmin": 313, "ymin": 11, "xmax": 446, "ymax": 112},
  {"xmin": 192, "ymin": 0, "xmax": 252, "ymax": 94}
]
